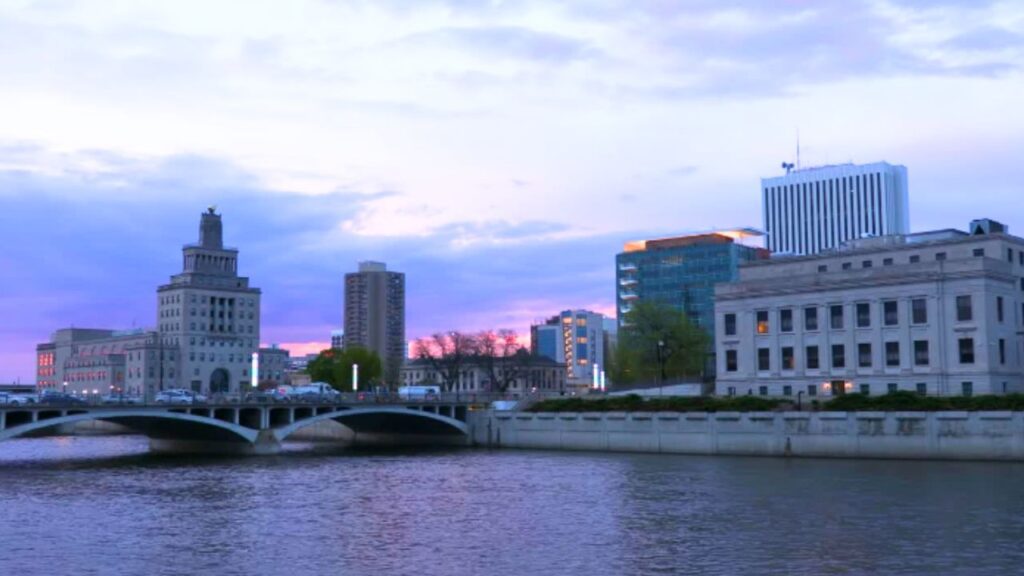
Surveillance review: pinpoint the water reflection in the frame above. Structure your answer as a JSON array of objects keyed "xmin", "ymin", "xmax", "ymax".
[{"xmin": 0, "ymin": 437, "xmax": 1022, "ymax": 576}]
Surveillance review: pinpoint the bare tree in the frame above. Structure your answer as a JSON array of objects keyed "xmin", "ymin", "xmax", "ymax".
[
  {"xmin": 476, "ymin": 329, "xmax": 529, "ymax": 394},
  {"xmin": 413, "ymin": 331, "xmax": 478, "ymax": 392}
]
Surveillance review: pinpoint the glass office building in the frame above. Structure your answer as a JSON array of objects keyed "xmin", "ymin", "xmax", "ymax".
[{"xmin": 615, "ymin": 230, "xmax": 769, "ymax": 337}]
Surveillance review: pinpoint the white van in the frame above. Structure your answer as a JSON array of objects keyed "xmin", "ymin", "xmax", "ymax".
[
  {"xmin": 291, "ymin": 382, "xmax": 341, "ymax": 400},
  {"xmin": 397, "ymin": 385, "xmax": 440, "ymax": 400}
]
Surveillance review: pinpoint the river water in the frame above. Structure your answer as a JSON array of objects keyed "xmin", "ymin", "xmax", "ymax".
[{"xmin": 1, "ymin": 436, "xmax": 1023, "ymax": 576}]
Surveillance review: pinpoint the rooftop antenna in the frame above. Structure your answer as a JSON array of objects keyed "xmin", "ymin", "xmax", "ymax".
[{"xmin": 796, "ymin": 128, "xmax": 801, "ymax": 170}]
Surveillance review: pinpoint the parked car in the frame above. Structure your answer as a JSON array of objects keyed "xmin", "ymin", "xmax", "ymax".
[
  {"xmin": 155, "ymin": 389, "xmax": 207, "ymax": 404},
  {"xmin": 37, "ymin": 392, "xmax": 87, "ymax": 406},
  {"xmin": 291, "ymin": 383, "xmax": 341, "ymax": 402},
  {"xmin": 0, "ymin": 392, "xmax": 36, "ymax": 406},
  {"xmin": 244, "ymin": 387, "xmax": 292, "ymax": 403},
  {"xmin": 101, "ymin": 394, "xmax": 143, "ymax": 405}
]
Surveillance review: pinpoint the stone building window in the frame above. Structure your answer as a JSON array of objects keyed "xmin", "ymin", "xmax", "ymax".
[
  {"xmin": 956, "ymin": 295, "xmax": 972, "ymax": 322},
  {"xmin": 959, "ymin": 338, "xmax": 975, "ymax": 364}
]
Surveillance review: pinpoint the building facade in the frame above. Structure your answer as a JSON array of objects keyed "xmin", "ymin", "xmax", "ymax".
[
  {"xmin": 156, "ymin": 208, "xmax": 261, "ymax": 396},
  {"xmin": 36, "ymin": 328, "xmax": 164, "ymax": 396},
  {"xmin": 616, "ymin": 230, "xmax": 769, "ymax": 338},
  {"xmin": 531, "ymin": 309, "xmax": 607, "ymax": 391},
  {"xmin": 258, "ymin": 346, "xmax": 290, "ymax": 388},
  {"xmin": 715, "ymin": 219, "xmax": 1024, "ymax": 398},
  {"xmin": 330, "ymin": 329, "xmax": 344, "ymax": 350},
  {"xmin": 36, "ymin": 209, "xmax": 262, "ymax": 398},
  {"xmin": 762, "ymin": 162, "xmax": 909, "ymax": 255},
  {"xmin": 400, "ymin": 355, "xmax": 567, "ymax": 396},
  {"xmin": 344, "ymin": 261, "xmax": 405, "ymax": 385}
]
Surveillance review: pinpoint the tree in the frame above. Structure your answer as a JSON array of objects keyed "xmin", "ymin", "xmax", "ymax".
[
  {"xmin": 412, "ymin": 332, "xmax": 478, "ymax": 391},
  {"xmin": 475, "ymin": 329, "xmax": 529, "ymax": 393},
  {"xmin": 612, "ymin": 300, "xmax": 709, "ymax": 385},
  {"xmin": 305, "ymin": 347, "xmax": 383, "ymax": 392}
]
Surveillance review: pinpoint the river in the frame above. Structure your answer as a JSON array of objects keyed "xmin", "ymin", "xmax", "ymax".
[{"xmin": 1, "ymin": 436, "xmax": 1023, "ymax": 575}]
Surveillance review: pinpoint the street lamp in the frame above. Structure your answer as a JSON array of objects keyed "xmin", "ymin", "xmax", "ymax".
[{"xmin": 656, "ymin": 340, "xmax": 666, "ymax": 396}]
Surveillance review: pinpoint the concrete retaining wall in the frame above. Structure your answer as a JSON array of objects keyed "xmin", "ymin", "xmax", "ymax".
[{"xmin": 469, "ymin": 411, "xmax": 1024, "ymax": 461}]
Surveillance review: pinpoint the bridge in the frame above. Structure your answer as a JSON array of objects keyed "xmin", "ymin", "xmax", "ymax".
[{"xmin": 0, "ymin": 400, "xmax": 475, "ymax": 454}]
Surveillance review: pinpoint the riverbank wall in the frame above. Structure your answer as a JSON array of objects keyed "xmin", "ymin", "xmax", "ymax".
[{"xmin": 469, "ymin": 410, "xmax": 1024, "ymax": 461}]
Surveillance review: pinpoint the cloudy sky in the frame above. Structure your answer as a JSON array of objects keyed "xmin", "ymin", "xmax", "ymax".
[{"xmin": 2, "ymin": 0, "xmax": 1023, "ymax": 382}]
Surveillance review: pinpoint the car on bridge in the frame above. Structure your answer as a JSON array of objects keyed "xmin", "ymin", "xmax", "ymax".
[
  {"xmin": 0, "ymin": 392, "xmax": 36, "ymax": 406},
  {"xmin": 155, "ymin": 389, "xmax": 207, "ymax": 404},
  {"xmin": 36, "ymin": 392, "xmax": 87, "ymax": 406},
  {"xmin": 101, "ymin": 393, "xmax": 143, "ymax": 405}
]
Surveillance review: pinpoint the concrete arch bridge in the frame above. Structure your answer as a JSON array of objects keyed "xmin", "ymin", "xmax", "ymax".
[{"xmin": 0, "ymin": 402, "xmax": 472, "ymax": 454}]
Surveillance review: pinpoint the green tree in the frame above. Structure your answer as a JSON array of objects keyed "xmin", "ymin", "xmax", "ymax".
[
  {"xmin": 612, "ymin": 301, "xmax": 709, "ymax": 385},
  {"xmin": 305, "ymin": 347, "xmax": 383, "ymax": 392}
]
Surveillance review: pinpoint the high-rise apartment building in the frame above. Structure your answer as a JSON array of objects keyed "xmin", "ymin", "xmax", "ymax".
[
  {"xmin": 762, "ymin": 162, "xmax": 909, "ymax": 255},
  {"xmin": 343, "ymin": 261, "xmax": 405, "ymax": 386}
]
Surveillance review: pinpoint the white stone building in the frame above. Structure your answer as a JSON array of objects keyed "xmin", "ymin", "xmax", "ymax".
[{"xmin": 715, "ymin": 219, "xmax": 1024, "ymax": 398}]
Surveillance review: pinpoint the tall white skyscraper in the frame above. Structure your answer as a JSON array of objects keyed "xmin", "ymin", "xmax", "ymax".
[{"xmin": 762, "ymin": 162, "xmax": 909, "ymax": 255}]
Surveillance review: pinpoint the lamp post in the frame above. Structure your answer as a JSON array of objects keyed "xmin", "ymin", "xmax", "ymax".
[{"xmin": 656, "ymin": 339, "xmax": 666, "ymax": 397}]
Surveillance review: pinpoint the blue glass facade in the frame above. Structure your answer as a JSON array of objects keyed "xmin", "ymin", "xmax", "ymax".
[{"xmin": 616, "ymin": 234, "xmax": 767, "ymax": 337}]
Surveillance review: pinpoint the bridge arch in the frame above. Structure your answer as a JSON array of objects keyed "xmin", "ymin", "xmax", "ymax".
[
  {"xmin": 0, "ymin": 409, "xmax": 259, "ymax": 444},
  {"xmin": 273, "ymin": 406, "xmax": 469, "ymax": 443}
]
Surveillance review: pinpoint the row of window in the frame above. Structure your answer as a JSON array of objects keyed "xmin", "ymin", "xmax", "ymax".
[
  {"xmin": 725, "ymin": 337, "xmax": 1008, "ymax": 372},
  {"xmin": 728, "ymin": 294, "xmax": 1013, "ymax": 336},
  {"xmin": 727, "ymin": 382, "xmax": 977, "ymax": 397}
]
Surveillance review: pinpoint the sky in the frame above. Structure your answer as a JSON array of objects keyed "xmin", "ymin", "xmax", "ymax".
[{"xmin": 2, "ymin": 0, "xmax": 1023, "ymax": 382}]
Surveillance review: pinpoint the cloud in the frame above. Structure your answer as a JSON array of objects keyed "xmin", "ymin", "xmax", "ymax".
[
  {"xmin": 943, "ymin": 26, "xmax": 1024, "ymax": 51},
  {"xmin": 402, "ymin": 25, "xmax": 596, "ymax": 63}
]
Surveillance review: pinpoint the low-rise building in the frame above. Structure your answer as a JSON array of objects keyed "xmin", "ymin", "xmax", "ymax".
[
  {"xmin": 715, "ymin": 219, "xmax": 1024, "ymax": 398},
  {"xmin": 400, "ymin": 355, "xmax": 567, "ymax": 396},
  {"xmin": 36, "ymin": 328, "xmax": 164, "ymax": 396},
  {"xmin": 258, "ymin": 346, "xmax": 290, "ymax": 387}
]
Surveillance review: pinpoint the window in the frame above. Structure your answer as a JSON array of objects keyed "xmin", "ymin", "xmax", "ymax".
[
  {"xmin": 885, "ymin": 342, "xmax": 900, "ymax": 367},
  {"xmin": 1021, "ymin": 278, "xmax": 1024, "ymax": 291},
  {"xmin": 806, "ymin": 346, "xmax": 820, "ymax": 370},
  {"xmin": 973, "ymin": 248, "xmax": 985, "ymax": 257},
  {"xmin": 856, "ymin": 302, "xmax": 871, "ymax": 328},
  {"xmin": 842, "ymin": 262, "xmax": 852, "ymax": 270},
  {"xmin": 832, "ymin": 344, "xmax": 846, "ymax": 369},
  {"xmin": 936, "ymin": 252, "xmax": 947, "ymax": 261},
  {"xmin": 805, "ymin": 307, "xmax": 819, "ymax": 331},
  {"xmin": 817, "ymin": 265, "xmax": 827, "ymax": 273},
  {"xmin": 780, "ymin": 309, "xmax": 793, "ymax": 332},
  {"xmin": 914, "ymin": 340, "xmax": 930, "ymax": 366},
  {"xmin": 916, "ymin": 382, "xmax": 927, "ymax": 396},
  {"xmin": 830, "ymin": 305, "xmax": 844, "ymax": 329},
  {"xmin": 862, "ymin": 260, "xmax": 873, "ymax": 269},
  {"xmin": 883, "ymin": 300, "xmax": 898, "ymax": 326},
  {"xmin": 726, "ymin": 350, "xmax": 738, "ymax": 372},
  {"xmin": 858, "ymin": 343, "xmax": 872, "ymax": 368},
  {"xmin": 860, "ymin": 384, "xmax": 870, "ymax": 395},
  {"xmin": 956, "ymin": 295, "xmax": 972, "ymax": 321},
  {"xmin": 782, "ymin": 347, "xmax": 794, "ymax": 370},
  {"xmin": 759, "ymin": 386, "xmax": 768, "ymax": 396},
  {"xmin": 999, "ymin": 339, "xmax": 1006, "ymax": 365},
  {"xmin": 959, "ymin": 338, "xmax": 975, "ymax": 364},
  {"xmin": 998, "ymin": 297, "xmax": 1004, "ymax": 323},
  {"xmin": 910, "ymin": 255, "xmax": 920, "ymax": 263},
  {"xmin": 758, "ymin": 348, "xmax": 770, "ymax": 371},
  {"xmin": 888, "ymin": 383, "xmax": 898, "ymax": 394},
  {"xmin": 1009, "ymin": 248, "xmax": 1014, "ymax": 263},
  {"xmin": 911, "ymin": 298, "xmax": 927, "ymax": 324},
  {"xmin": 962, "ymin": 381, "xmax": 973, "ymax": 397},
  {"xmin": 807, "ymin": 385, "xmax": 817, "ymax": 397},
  {"xmin": 783, "ymin": 385, "xmax": 793, "ymax": 396},
  {"xmin": 724, "ymin": 313, "xmax": 736, "ymax": 336},
  {"xmin": 756, "ymin": 311, "xmax": 769, "ymax": 334},
  {"xmin": 883, "ymin": 258, "xmax": 894, "ymax": 266}
]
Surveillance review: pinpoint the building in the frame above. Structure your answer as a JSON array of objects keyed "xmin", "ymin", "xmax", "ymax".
[
  {"xmin": 400, "ymin": 355, "xmax": 567, "ymax": 396},
  {"xmin": 330, "ymin": 329, "xmax": 344, "ymax": 350},
  {"xmin": 36, "ymin": 328, "xmax": 164, "ymax": 396},
  {"xmin": 531, "ymin": 310, "xmax": 607, "ymax": 391},
  {"xmin": 258, "ymin": 346, "xmax": 290, "ymax": 388},
  {"xmin": 762, "ymin": 161, "xmax": 909, "ymax": 256},
  {"xmin": 156, "ymin": 208, "xmax": 261, "ymax": 396},
  {"xmin": 715, "ymin": 219, "xmax": 1024, "ymax": 398},
  {"xmin": 616, "ymin": 230, "xmax": 769, "ymax": 339},
  {"xmin": 38, "ymin": 209, "xmax": 263, "ymax": 398},
  {"xmin": 343, "ymin": 261, "xmax": 405, "ymax": 386}
]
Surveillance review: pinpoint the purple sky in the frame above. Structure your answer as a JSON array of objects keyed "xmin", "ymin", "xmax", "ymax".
[{"xmin": 2, "ymin": 0, "xmax": 1023, "ymax": 382}]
